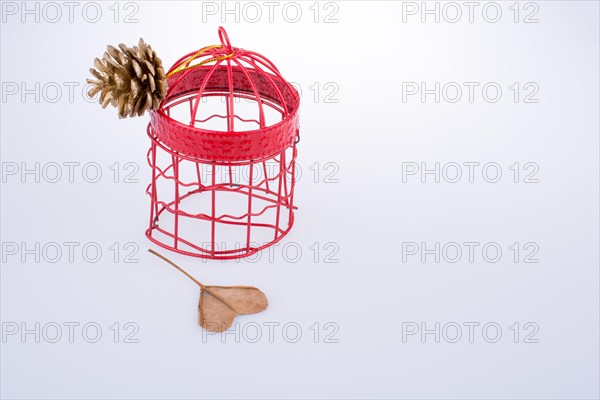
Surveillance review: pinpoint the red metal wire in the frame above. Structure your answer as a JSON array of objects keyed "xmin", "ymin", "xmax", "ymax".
[{"xmin": 145, "ymin": 27, "xmax": 300, "ymax": 260}]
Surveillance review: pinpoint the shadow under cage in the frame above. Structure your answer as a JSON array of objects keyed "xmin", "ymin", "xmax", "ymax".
[{"xmin": 146, "ymin": 27, "xmax": 300, "ymax": 259}]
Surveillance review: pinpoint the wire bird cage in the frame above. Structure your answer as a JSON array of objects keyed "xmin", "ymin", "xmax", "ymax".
[{"xmin": 146, "ymin": 27, "xmax": 300, "ymax": 259}]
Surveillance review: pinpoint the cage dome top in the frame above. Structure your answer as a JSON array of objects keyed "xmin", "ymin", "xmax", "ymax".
[{"xmin": 149, "ymin": 27, "xmax": 300, "ymax": 163}]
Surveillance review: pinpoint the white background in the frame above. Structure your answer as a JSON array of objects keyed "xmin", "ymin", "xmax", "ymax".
[{"xmin": 1, "ymin": 1, "xmax": 599, "ymax": 399}]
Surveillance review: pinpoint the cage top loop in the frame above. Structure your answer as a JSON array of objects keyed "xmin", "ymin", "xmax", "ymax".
[{"xmin": 218, "ymin": 26, "xmax": 233, "ymax": 53}]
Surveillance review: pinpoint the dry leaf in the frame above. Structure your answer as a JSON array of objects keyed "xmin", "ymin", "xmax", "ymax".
[
  {"xmin": 199, "ymin": 286, "xmax": 268, "ymax": 332},
  {"xmin": 148, "ymin": 249, "xmax": 269, "ymax": 333}
]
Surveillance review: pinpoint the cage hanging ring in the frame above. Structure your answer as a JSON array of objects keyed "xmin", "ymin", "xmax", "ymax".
[{"xmin": 218, "ymin": 26, "xmax": 233, "ymax": 54}]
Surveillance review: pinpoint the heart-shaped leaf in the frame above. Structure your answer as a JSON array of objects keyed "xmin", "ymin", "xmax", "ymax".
[
  {"xmin": 199, "ymin": 286, "xmax": 268, "ymax": 332},
  {"xmin": 148, "ymin": 249, "xmax": 269, "ymax": 333}
]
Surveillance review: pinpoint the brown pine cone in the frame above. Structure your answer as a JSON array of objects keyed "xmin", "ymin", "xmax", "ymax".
[{"xmin": 87, "ymin": 39, "xmax": 167, "ymax": 118}]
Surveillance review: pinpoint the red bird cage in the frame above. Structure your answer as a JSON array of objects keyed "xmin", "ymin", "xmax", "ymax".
[{"xmin": 146, "ymin": 27, "xmax": 300, "ymax": 259}]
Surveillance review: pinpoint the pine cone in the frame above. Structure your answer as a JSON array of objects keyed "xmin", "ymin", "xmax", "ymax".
[{"xmin": 87, "ymin": 39, "xmax": 167, "ymax": 118}]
